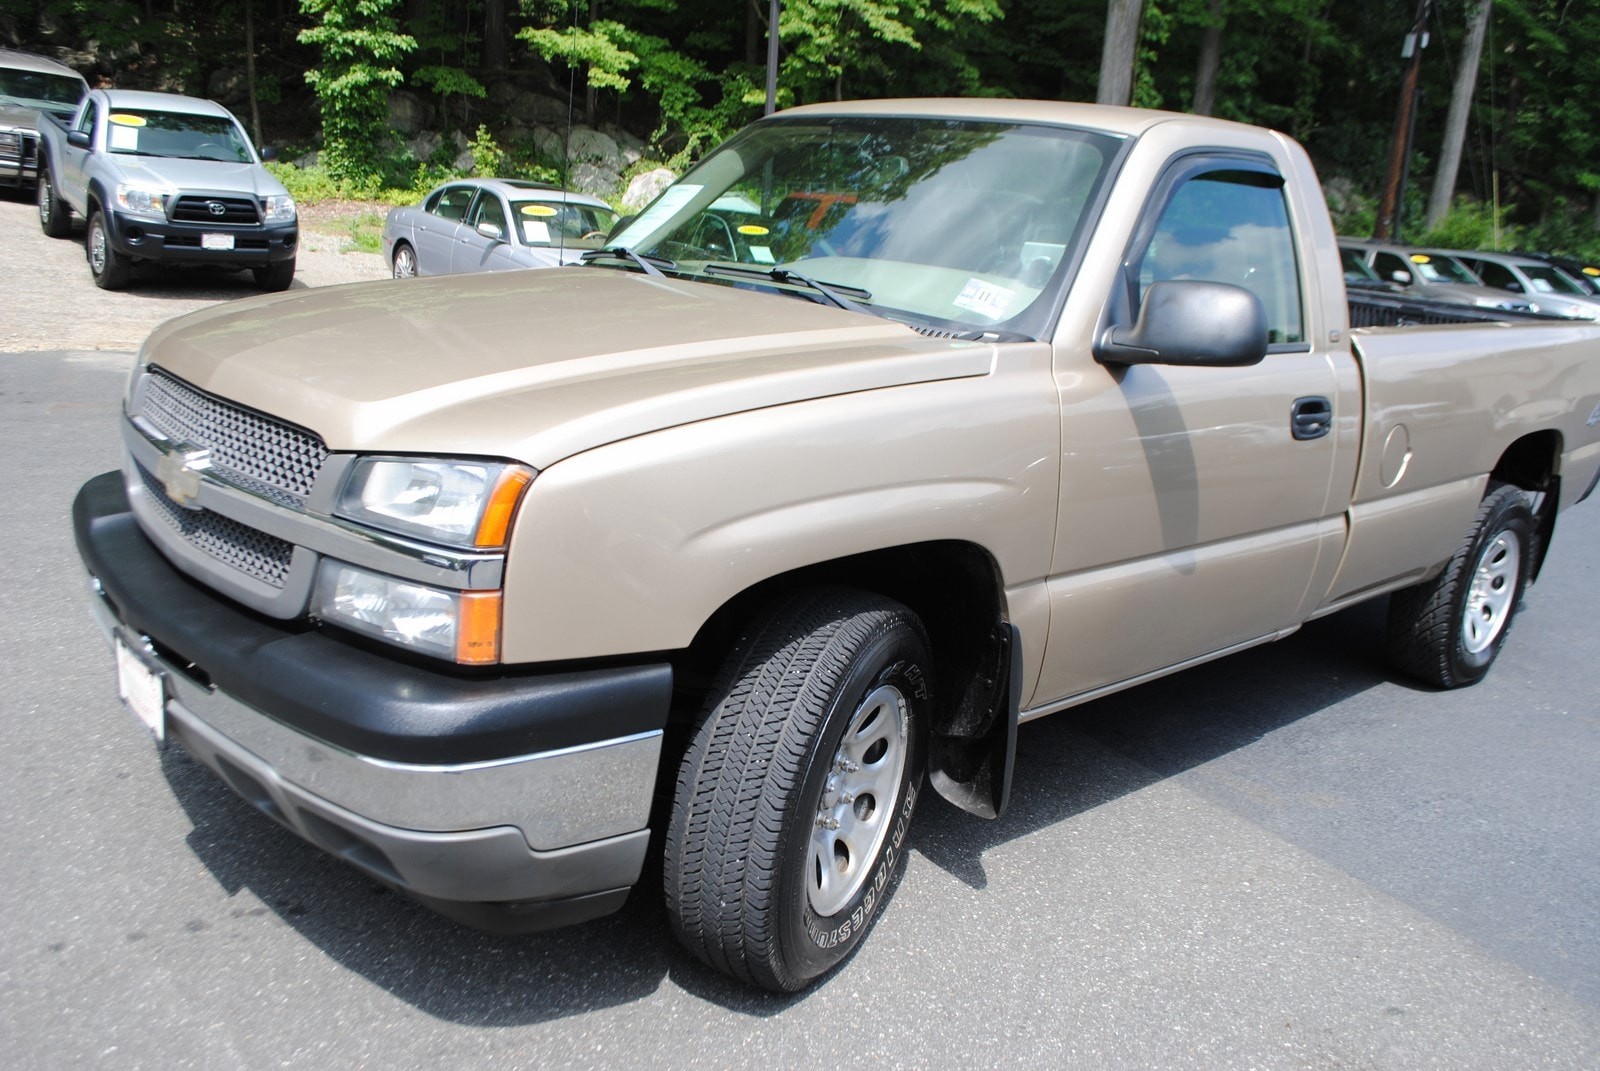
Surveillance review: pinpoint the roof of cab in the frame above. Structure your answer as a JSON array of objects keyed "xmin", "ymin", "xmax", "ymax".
[{"xmin": 97, "ymin": 89, "xmax": 235, "ymax": 118}]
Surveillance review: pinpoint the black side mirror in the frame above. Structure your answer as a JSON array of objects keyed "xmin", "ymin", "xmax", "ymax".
[
  {"xmin": 1094, "ymin": 280, "xmax": 1268, "ymax": 368},
  {"xmin": 67, "ymin": 130, "xmax": 90, "ymax": 149}
]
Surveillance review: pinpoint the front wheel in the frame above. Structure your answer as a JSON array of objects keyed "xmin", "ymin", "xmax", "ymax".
[
  {"xmin": 1387, "ymin": 482, "xmax": 1535, "ymax": 688},
  {"xmin": 254, "ymin": 258, "xmax": 296, "ymax": 292},
  {"xmin": 86, "ymin": 211, "xmax": 131, "ymax": 290},
  {"xmin": 666, "ymin": 588, "xmax": 930, "ymax": 992},
  {"xmin": 391, "ymin": 242, "xmax": 417, "ymax": 279},
  {"xmin": 38, "ymin": 166, "xmax": 72, "ymax": 237}
]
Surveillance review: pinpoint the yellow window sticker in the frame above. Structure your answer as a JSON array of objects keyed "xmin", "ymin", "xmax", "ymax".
[
  {"xmin": 1409, "ymin": 254, "xmax": 1431, "ymax": 263},
  {"xmin": 108, "ymin": 114, "xmax": 147, "ymax": 127},
  {"xmin": 737, "ymin": 224, "xmax": 770, "ymax": 236},
  {"xmin": 1584, "ymin": 266, "xmax": 1599, "ymax": 277},
  {"xmin": 520, "ymin": 204, "xmax": 559, "ymax": 217}
]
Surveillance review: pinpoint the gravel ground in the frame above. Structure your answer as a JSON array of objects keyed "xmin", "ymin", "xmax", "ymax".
[{"xmin": 0, "ymin": 190, "xmax": 387, "ymax": 352}]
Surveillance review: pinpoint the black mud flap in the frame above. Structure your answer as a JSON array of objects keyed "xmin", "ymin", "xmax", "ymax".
[{"xmin": 928, "ymin": 624, "xmax": 1020, "ymax": 820}]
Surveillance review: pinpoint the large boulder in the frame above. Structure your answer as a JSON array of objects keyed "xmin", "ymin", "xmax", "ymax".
[
  {"xmin": 567, "ymin": 126, "xmax": 623, "ymax": 171},
  {"xmin": 387, "ymin": 92, "xmax": 427, "ymax": 137},
  {"xmin": 603, "ymin": 124, "xmax": 647, "ymax": 168},
  {"xmin": 406, "ymin": 130, "xmax": 444, "ymax": 163},
  {"xmin": 622, "ymin": 168, "xmax": 676, "ymax": 213},
  {"xmin": 569, "ymin": 161, "xmax": 621, "ymax": 198}
]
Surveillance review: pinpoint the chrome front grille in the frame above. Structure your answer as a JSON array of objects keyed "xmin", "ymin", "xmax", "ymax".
[
  {"xmin": 140, "ymin": 369, "xmax": 328, "ymax": 504},
  {"xmin": 136, "ymin": 462, "xmax": 294, "ymax": 588}
]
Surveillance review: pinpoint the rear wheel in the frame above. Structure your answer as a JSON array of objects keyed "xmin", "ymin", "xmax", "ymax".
[
  {"xmin": 1387, "ymin": 482, "xmax": 1534, "ymax": 688},
  {"xmin": 666, "ymin": 588, "xmax": 930, "ymax": 992},
  {"xmin": 86, "ymin": 211, "xmax": 131, "ymax": 290},
  {"xmin": 254, "ymin": 258, "xmax": 296, "ymax": 292},
  {"xmin": 38, "ymin": 166, "xmax": 72, "ymax": 237}
]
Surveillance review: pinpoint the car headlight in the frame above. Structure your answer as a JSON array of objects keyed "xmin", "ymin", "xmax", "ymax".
[
  {"xmin": 115, "ymin": 182, "xmax": 172, "ymax": 219},
  {"xmin": 264, "ymin": 194, "xmax": 296, "ymax": 223},
  {"xmin": 313, "ymin": 560, "xmax": 501, "ymax": 663},
  {"xmin": 335, "ymin": 458, "xmax": 534, "ymax": 548}
]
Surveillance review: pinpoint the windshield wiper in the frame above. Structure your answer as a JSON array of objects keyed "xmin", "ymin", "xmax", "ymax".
[
  {"xmin": 579, "ymin": 246, "xmax": 673, "ymax": 278},
  {"xmin": 702, "ymin": 262, "xmax": 873, "ymax": 314}
]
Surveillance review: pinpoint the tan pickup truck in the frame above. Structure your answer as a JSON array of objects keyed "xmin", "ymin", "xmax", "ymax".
[{"xmin": 74, "ymin": 99, "xmax": 1600, "ymax": 992}]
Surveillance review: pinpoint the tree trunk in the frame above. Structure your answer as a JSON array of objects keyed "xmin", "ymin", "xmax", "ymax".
[
  {"xmin": 1097, "ymin": 0, "xmax": 1144, "ymax": 106},
  {"xmin": 1192, "ymin": 0, "xmax": 1225, "ymax": 115},
  {"xmin": 1425, "ymin": 0, "xmax": 1492, "ymax": 230},
  {"xmin": 747, "ymin": 0, "xmax": 761, "ymax": 66},
  {"xmin": 483, "ymin": 0, "xmax": 508, "ymax": 76},
  {"xmin": 585, "ymin": 0, "xmax": 599, "ymax": 124},
  {"xmin": 245, "ymin": 0, "xmax": 261, "ymax": 148}
]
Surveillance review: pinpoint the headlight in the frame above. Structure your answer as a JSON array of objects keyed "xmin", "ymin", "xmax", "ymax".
[
  {"xmin": 115, "ymin": 182, "xmax": 172, "ymax": 219},
  {"xmin": 336, "ymin": 458, "xmax": 534, "ymax": 548},
  {"xmin": 264, "ymin": 194, "xmax": 297, "ymax": 223},
  {"xmin": 313, "ymin": 560, "xmax": 501, "ymax": 663}
]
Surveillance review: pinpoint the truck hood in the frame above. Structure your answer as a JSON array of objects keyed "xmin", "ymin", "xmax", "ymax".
[
  {"xmin": 140, "ymin": 269, "xmax": 997, "ymax": 467},
  {"xmin": 1416, "ymin": 281, "xmax": 1531, "ymax": 310},
  {"xmin": 106, "ymin": 155, "xmax": 290, "ymax": 198}
]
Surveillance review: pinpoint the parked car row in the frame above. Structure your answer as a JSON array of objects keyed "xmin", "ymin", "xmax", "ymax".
[{"xmin": 1340, "ymin": 238, "xmax": 1600, "ymax": 320}]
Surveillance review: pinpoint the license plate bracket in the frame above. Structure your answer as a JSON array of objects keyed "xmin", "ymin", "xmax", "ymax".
[
  {"xmin": 201, "ymin": 232, "xmax": 235, "ymax": 251},
  {"xmin": 115, "ymin": 636, "xmax": 167, "ymax": 742}
]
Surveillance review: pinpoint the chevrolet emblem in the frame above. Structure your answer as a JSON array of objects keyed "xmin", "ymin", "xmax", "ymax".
[{"xmin": 155, "ymin": 446, "xmax": 212, "ymax": 509}]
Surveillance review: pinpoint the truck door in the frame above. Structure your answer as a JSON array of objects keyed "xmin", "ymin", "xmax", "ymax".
[
  {"xmin": 61, "ymin": 96, "xmax": 96, "ymax": 203},
  {"xmin": 1033, "ymin": 156, "xmax": 1354, "ymax": 707}
]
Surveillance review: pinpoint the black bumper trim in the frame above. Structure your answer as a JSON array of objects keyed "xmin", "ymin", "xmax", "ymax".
[
  {"xmin": 75, "ymin": 471, "xmax": 673, "ymax": 765},
  {"xmin": 108, "ymin": 210, "xmax": 297, "ymax": 264}
]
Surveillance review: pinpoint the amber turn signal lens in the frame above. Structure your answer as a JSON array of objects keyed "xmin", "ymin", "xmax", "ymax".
[
  {"xmin": 474, "ymin": 467, "xmax": 534, "ymax": 548},
  {"xmin": 455, "ymin": 591, "xmax": 503, "ymax": 664}
]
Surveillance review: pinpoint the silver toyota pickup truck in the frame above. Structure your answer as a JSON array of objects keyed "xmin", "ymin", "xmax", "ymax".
[
  {"xmin": 73, "ymin": 99, "xmax": 1600, "ymax": 992},
  {"xmin": 36, "ymin": 88, "xmax": 297, "ymax": 290}
]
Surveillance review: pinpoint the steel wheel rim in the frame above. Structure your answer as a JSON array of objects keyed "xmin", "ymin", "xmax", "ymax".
[
  {"xmin": 38, "ymin": 175, "xmax": 51, "ymax": 225},
  {"xmin": 394, "ymin": 248, "xmax": 415, "ymax": 278},
  {"xmin": 1463, "ymin": 530, "xmax": 1520, "ymax": 654},
  {"xmin": 89, "ymin": 220, "xmax": 107, "ymax": 274},
  {"xmin": 807, "ymin": 683, "xmax": 908, "ymax": 918}
]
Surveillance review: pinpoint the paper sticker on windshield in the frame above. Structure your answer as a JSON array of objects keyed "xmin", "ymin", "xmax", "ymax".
[
  {"xmin": 108, "ymin": 114, "xmax": 146, "ymax": 127},
  {"xmin": 108, "ymin": 124, "xmax": 138, "ymax": 151},
  {"xmin": 1585, "ymin": 267, "xmax": 1600, "ymax": 277},
  {"xmin": 737, "ymin": 224, "xmax": 770, "ymax": 236},
  {"xmin": 521, "ymin": 220, "xmax": 551, "ymax": 244},
  {"xmin": 610, "ymin": 183, "xmax": 703, "ymax": 250},
  {"xmin": 520, "ymin": 204, "xmax": 558, "ymax": 217},
  {"xmin": 953, "ymin": 278, "xmax": 1015, "ymax": 320},
  {"xmin": 749, "ymin": 246, "xmax": 775, "ymax": 264},
  {"xmin": 1409, "ymin": 254, "xmax": 1431, "ymax": 264}
]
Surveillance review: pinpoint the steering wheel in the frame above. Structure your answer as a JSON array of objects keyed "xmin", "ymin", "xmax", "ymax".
[{"xmin": 580, "ymin": 230, "xmax": 608, "ymax": 241}]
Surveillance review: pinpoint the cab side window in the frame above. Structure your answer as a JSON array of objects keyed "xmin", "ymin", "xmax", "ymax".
[
  {"xmin": 1474, "ymin": 261, "xmax": 1519, "ymax": 291},
  {"xmin": 1137, "ymin": 168, "xmax": 1304, "ymax": 345},
  {"xmin": 1373, "ymin": 252, "xmax": 1411, "ymax": 285}
]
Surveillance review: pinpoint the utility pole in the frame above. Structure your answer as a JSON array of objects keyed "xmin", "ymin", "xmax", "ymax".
[
  {"xmin": 766, "ymin": 0, "xmax": 781, "ymax": 116},
  {"xmin": 1375, "ymin": 0, "xmax": 1431, "ymax": 241}
]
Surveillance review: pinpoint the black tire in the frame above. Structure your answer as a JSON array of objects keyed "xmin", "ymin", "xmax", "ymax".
[
  {"xmin": 391, "ymin": 241, "xmax": 417, "ymax": 279},
  {"xmin": 254, "ymin": 258, "xmax": 296, "ymax": 292},
  {"xmin": 1387, "ymin": 482, "xmax": 1534, "ymax": 688},
  {"xmin": 666, "ymin": 588, "xmax": 930, "ymax": 992},
  {"xmin": 86, "ymin": 210, "xmax": 131, "ymax": 290},
  {"xmin": 38, "ymin": 166, "xmax": 72, "ymax": 238}
]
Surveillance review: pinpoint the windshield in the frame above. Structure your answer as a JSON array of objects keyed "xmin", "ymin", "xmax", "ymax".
[
  {"xmin": 105, "ymin": 110, "xmax": 253, "ymax": 162},
  {"xmin": 612, "ymin": 115, "xmax": 1123, "ymax": 337},
  {"xmin": 511, "ymin": 199, "xmax": 618, "ymax": 248},
  {"xmin": 1520, "ymin": 264, "xmax": 1588, "ymax": 295},
  {"xmin": 1409, "ymin": 253, "xmax": 1478, "ymax": 285},
  {"xmin": 0, "ymin": 68, "xmax": 85, "ymax": 110}
]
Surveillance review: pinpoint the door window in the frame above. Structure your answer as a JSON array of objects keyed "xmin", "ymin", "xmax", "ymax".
[
  {"xmin": 429, "ymin": 186, "xmax": 476, "ymax": 222},
  {"xmin": 1137, "ymin": 168, "xmax": 1304, "ymax": 345},
  {"xmin": 468, "ymin": 192, "xmax": 508, "ymax": 236}
]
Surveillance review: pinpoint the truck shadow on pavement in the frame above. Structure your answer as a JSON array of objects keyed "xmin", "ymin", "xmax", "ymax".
[{"xmin": 158, "ymin": 599, "xmax": 1397, "ymax": 1023}]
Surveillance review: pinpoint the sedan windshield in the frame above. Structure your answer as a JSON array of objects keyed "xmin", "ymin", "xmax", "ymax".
[
  {"xmin": 1408, "ymin": 253, "xmax": 1480, "ymax": 285},
  {"xmin": 105, "ymin": 110, "xmax": 253, "ymax": 162},
  {"xmin": 511, "ymin": 199, "xmax": 618, "ymax": 248},
  {"xmin": 612, "ymin": 115, "xmax": 1123, "ymax": 337}
]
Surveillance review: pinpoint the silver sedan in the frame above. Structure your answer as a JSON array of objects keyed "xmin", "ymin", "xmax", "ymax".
[{"xmin": 382, "ymin": 179, "xmax": 619, "ymax": 278}]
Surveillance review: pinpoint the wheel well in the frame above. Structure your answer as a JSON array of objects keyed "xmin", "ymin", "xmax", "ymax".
[
  {"xmin": 667, "ymin": 541, "xmax": 1017, "ymax": 817},
  {"xmin": 678, "ymin": 544, "xmax": 1004, "ymax": 717},
  {"xmin": 1490, "ymin": 430, "xmax": 1562, "ymax": 581}
]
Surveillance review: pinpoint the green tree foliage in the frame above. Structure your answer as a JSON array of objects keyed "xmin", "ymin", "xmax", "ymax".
[
  {"xmin": 297, "ymin": 0, "xmax": 415, "ymax": 183},
  {"xmin": 4, "ymin": 0, "xmax": 1596, "ymax": 251}
]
